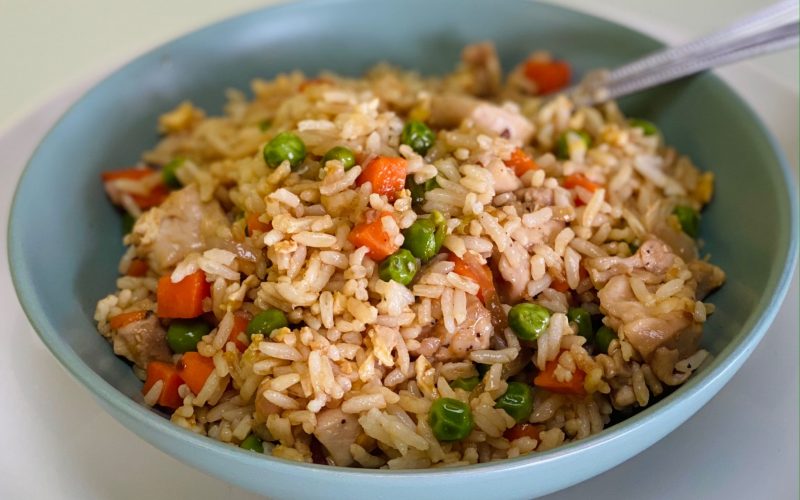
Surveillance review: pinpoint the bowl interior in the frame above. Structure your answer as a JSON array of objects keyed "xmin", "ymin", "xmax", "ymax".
[{"xmin": 8, "ymin": 0, "xmax": 797, "ymax": 497}]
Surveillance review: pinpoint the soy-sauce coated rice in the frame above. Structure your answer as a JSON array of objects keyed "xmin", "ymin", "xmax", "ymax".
[{"xmin": 94, "ymin": 43, "xmax": 725, "ymax": 469}]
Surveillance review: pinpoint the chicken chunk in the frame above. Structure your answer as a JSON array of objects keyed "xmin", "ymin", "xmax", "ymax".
[
  {"xmin": 650, "ymin": 347, "xmax": 692, "ymax": 386},
  {"xmin": 688, "ymin": 260, "xmax": 726, "ymax": 299},
  {"xmin": 430, "ymin": 94, "xmax": 534, "ymax": 145},
  {"xmin": 511, "ymin": 219, "xmax": 564, "ymax": 249},
  {"xmin": 515, "ymin": 186, "xmax": 554, "ymax": 211},
  {"xmin": 434, "ymin": 294, "xmax": 494, "ymax": 360},
  {"xmin": 470, "ymin": 102, "xmax": 534, "ymax": 145},
  {"xmin": 643, "ymin": 200, "xmax": 699, "ymax": 261},
  {"xmin": 460, "ymin": 42, "xmax": 502, "ymax": 97},
  {"xmin": 313, "ymin": 408, "xmax": 361, "ymax": 466},
  {"xmin": 128, "ymin": 185, "xmax": 230, "ymax": 274},
  {"xmin": 498, "ymin": 242, "xmax": 530, "ymax": 302},
  {"xmin": 586, "ymin": 237, "xmax": 676, "ymax": 287},
  {"xmin": 486, "ymin": 159, "xmax": 522, "ymax": 194},
  {"xmin": 591, "ymin": 235, "xmax": 711, "ymax": 384},
  {"xmin": 635, "ymin": 239, "xmax": 676, "ymax": 275},
  {"xmin": 112, "ymin": 312, "xmax": 171, "ymax": 369},
  {"xmin": 597, "ymin": 274, "xmax": 702, "ymax": 382}
]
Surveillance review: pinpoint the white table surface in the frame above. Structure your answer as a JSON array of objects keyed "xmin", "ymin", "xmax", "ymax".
[{"xmin": 1, "ymin": 1, "xmax": 797, "ymax": 499}]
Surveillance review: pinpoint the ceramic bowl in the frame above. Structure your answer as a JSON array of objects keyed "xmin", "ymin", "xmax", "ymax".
[{"xmin": 8, "ymin": 0, "xmax": 797, "ymax": 498}]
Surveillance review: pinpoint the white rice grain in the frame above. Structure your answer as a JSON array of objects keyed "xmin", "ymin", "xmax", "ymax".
[
  {"xmin": 271, "ymin": 373, "xmax": 302, "ymax": 392},
  {"xmin": 553, "ymin": 227, "xmax": 576, "ymax": 257},
  {"xmin": 143, "ymin": 380, "xmax": 163, "ymax": 406},
  {"xmin": 259, "ymin": 342, "xmax": 303, "ymax": 361},
  {"xmin": 581, "ymin": 188, "xmax": 605, "ymax": 228},
  {"xmin": 446, "ymin": 272, "xmax": 480, "ymax": 295},
  {"xmin": 469, "ymin": 348, "xmax": 519, "ymax": 365},
  {"xmin": 564, "ymin": 247, "xmax": 581, "ymax": 290},
  {"xmin": 441, "ymin": 287, "xmax": 455, "ymax": 333},
  {"xmin": 342, "ymin": 393, "xmax": 386, "ymax": 413},
  {"xmin": 478, "ymin": 212, "xmax": 508, "ymax": 252},
  {"xmin": 522, "ymin": 207, "xmax": 553, "ymax": 228},
  {"xmin": 292, "ymin": 232, "xmax": 337, "ymax": 248},
  {"xmin": 629, "ymin": 276, "xmax": 655, "ymax": 306},
  {"xmin": 264, "ymin": 390, "xmax": 301, "ymax": 410},
  {"xmin": 320, "ymin": 250, "xmax": 348, "ymax": 268},
  {"xmin": 263, "ymin": 229, "xmax": 286, "ymax": 246},
  {"xmin": 269, "ymin": 188, "xmax": 301, "ymax": 207},
  {"xmin": 655, "ymin": 278, "xmax": 685, "ymax": 300}
]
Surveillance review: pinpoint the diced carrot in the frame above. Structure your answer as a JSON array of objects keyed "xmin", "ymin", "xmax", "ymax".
[
  {"xmin": 142, "ymin": 361, "xmax": 183, "ymax": 409},
  {"xmin": 347, "ymin": 211, "xmax": 398, "ymax": 261},
  {"xmin": 563, "ymin": 173, "xmax": 600, "ymax": 193},
  {"xmin": 504, "ymin": 423, "xmax": 545, "ymax": 442},
  {"xmin": 176, "ymin": 352, "xmax": 216, "ymax": 395},
  {"xmin": 551, "ymin": 279, "xmax": 570, "ymax": 293},
  {"xmin": 101, "ymin": 168, "xmax": 153, "ymax": 182},
  {"xmin": 108, "ymin": 310, "xmax": 148, "ymax": 330},
  {"xmin": 246, "ymin": 213, "xmax": 271, "ymax": 235},
  {"xmin": 356, "ymin": 156, "xmax": 407, "ymax": 202},
  {"xmin": 534, "ymin": 360, "xmax": 586, "ymax": 396},
  {"xmin": 102, "ymin": 167, "xmax": 169, "ymax": 209},
  {"xmin": 156, "ymin": 270, "xmax": 210, "ymax": 319},
  {"xmin": 523, "ymin": 59, "xmax": 571, "ymax": 95},
  {"xmin": 228, "ymin": 311, "xmax": 252, "ymax": 352},
  {"xmin": 450, "ymin": 253, "xmax": 495, "ymax": 303},
  {"xmin": 131, "ymin": 183, "xmax": 169, "ymax": 209},
  {"xmin": 505, "ymin": 148, "xmax": 538, "ymax": 177},
  {"xmin": 126, "ymin": 259, "xmax": 149, "ymax": 277}
]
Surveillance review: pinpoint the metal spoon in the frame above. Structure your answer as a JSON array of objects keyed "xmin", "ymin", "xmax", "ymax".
[{"xmin": 563, "ymin": 0, "xmax": 799, "ymax": 106}]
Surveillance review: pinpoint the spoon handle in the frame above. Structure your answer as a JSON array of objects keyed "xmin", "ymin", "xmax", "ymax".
[{"xmin": 566, "ymin": 0, "xmax": 799, "ymax": 106}]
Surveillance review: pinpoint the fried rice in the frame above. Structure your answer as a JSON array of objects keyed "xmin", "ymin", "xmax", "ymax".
[{"xmin": 94, "ymin": 42, "xmax": 725, "ymax": 469}]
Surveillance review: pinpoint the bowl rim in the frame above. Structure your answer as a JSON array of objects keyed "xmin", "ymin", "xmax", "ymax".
[{"xmin": 7, "ymin": 0, "xmax": 799, "ymax": 481}]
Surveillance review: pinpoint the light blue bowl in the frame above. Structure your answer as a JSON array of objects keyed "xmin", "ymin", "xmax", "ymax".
[{"xmin": 8, "ymin": 0, "xmax": 797, "ymax": 498}]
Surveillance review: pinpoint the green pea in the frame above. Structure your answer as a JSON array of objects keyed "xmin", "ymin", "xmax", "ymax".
[
  {"xmin": 429, "ymin": 397, "xmax": 474, "ymax": 441},
  {"xmin": 263, "ymin": 132, "xmax": 307, "ymax": 170},
  {"xmin": 400, "ymin": 120, "xmax": 435, "ymax": 155},
  {"xmin": 673, "ymin": 205, "xmax": 700, "ymax": 238},
  {"xmin": 495, "ymin": 381, "xmax": 534, "ymax": 423},
  {"xmin": 508, "ymin": 303, "xmax": 551, "ymax": 341},
  {"xmin": 240, "ymin": 434, "xmax": 264, "ymax": 453},
  {"xmin": 629, "ymin": 118, "xmax": 659, "ymax": 136},
  {"xmin": 451, "ymin": 376, "xmax": 480, "ymax": 391},
  {"xmin": 555, "ymin": 129, "xmax": 592, "ymax": 159},
  {"xmin": 162, "ymin": 157, "xmax": 184, "ymax": 189},
  {"xmin": 121, "ymin": 212, "xmax": 136, "ymax": 236},
  {"xmin": 166, "ymin": 319, "xmax": 212, "ymax": 354},
  {"xmin": 567, "ymin": 307, "xmax": 593, "ymax": 342},
  {"xmin": 402, "ymin": 210, "xmax": 446, "ymax": 261},
  {"xmin": 246, "ymin": 309, "xmax": 289, "ymax": 339},
  {"xmin": 595, "ymin": 325, "xmax": 617, "ymax": 354},
  {"xmin": 378, "ymin": 249, "xmax": 419, "ymax": 285},
  {"xmin": 321, "ymin": 146, "xmax": 356, "ymax": 171},
  {"xmin": 406, "ymin": 176, "xmax": 439, "ymax": 208}
]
